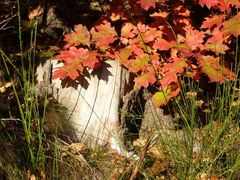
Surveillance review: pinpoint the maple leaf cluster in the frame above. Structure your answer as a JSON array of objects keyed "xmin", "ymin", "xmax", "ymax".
[
  {"xmin": 53, "ymin": 21, "xmax": 117, "ymax": 80},
  {"xmin": 53, "ymin": 0, "xmax": 239, "ymax": 107}
]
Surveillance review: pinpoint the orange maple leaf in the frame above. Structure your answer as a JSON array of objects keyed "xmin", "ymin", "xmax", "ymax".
[
  {"xmin": 134, "ymin": 70, "xmax": 156, "ymax": 88},
  {"xmin": 90, "ymin": 19, "xmax": 118, "ymax": 51},
  {"xmin": 199, "ymin": 55, "xmax": 235, "ymax": 83},
  {"xmin": 64, "ymin": 24, "xmax": 90, "ymax": 49},
  {"xmin": 223, "ymin": 12, "xmax": 240, "ymax": 37}
]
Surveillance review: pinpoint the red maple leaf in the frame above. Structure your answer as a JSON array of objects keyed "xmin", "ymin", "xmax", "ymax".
[
  {"xmin": 218, "ymin": 0, "xmax": 231, "ymax": 12},
  {"xmin": 147, "ymin": 53, "xmax": 160, "ymax": 66},
  {"xmin": 127, "ymin": 23, "xmax": 149, "ymax": 45},
  {"xmin": 162, "ymin": 57, "xmax": 187, "ymax": 74},
  {"xmin": 201, "ymin": 15, "xmax": 225, "ymax": 29},
  {"xmin": 52, "ymin": 63, "xmax": 82, "ymax": 80},
  {"xmin": 159, "ymin": 57, "xmax": 187, "ymax": 90},
  {"xmin": 133, "ymin": 23, "xmax": 150, "ymax": 34},
  {"xmin": 130, "ymin": 45, "xmax": 145, "ymax": 57},
  {"xmin": 203, "ymin": 28, "xmax": 229, "ymax": 54},
  {"xmin": 132, "ymin": 28, "xmax": 163, "ymax": 46},
  {"xmin": 184, "ymin": 26, "xmax": 205, "ymax": 50},
  {"xmin": 199, "ymin": 0, "xmax": 219, "ymax": 9},
  {"xmin": 160, "ymin": 71, "xmax": 178, "ymax": 90},
  {"xmin": 136, "ymin": 0, "xmax": 156, "ymax": 10},
  {"xmin": 82, "ymin": 51, "xmax": 101, "ymax": 69},
  {"xmin": 53, "ymin": 47, "xmax": 88, "ymax": 80},
  {"xmin": 206, "ymin": 28, "xmax": 225, "ymax": 44},
  {"xmin": 54, "ymin": 47, "xmax": 88, "ymax": 63},
  {"xmin": 200, "ymin": 0, "xmax": 240, "ymax": 12},
  {"xmin": 153, "ymin": 38, "xmax": 176, "ymax": 51},
  {"xmin": 90, "ymin": 19, "xmax": 118, "ymax": 51},
  {"xmin": 122, "ymin": 23, "xmax": 162, "ymax": 46},
  {"xmin": 64, "ymin": 24, "xmax": 90, "ymax": 49}
]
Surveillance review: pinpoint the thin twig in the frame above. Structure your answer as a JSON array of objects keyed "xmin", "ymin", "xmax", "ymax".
[
  {"xmin": 1, "ymin": 118, "xmax": 22, "ymax": 121},
  {"xmin": 129, "ymin": 134, "xmax": 159, "ymax": 180},
  {"xmin": 0, "ymin": 13, "xmax": 17, "ymax": 31}
]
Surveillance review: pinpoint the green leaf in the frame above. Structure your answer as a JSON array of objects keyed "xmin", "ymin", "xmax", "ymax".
[
  {"xmin": 39, "ymin": 51, "xmax": 55, "ymax": 58},
  {"xmin": 152, "ymin": 91, "xmax": 168, "ymax": 108}
]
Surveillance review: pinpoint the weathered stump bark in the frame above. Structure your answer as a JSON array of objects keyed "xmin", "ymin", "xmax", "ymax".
[{"xmin": 36, "ymin": 59, "xmax": 134, "ymax": 156}]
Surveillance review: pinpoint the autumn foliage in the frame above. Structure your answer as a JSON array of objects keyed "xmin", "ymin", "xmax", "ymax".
[{"xmin": 53, "ymin": 0, "xmax": 239, "ymax": 107}]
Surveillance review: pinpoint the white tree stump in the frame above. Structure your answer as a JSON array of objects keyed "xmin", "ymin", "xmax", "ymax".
[{"xmin": 36, "ymin": 59, "xmax": 135, "ymax": 156}]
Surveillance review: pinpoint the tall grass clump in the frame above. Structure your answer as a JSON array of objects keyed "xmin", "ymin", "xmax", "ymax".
[
  {"xmin": 156, "ymin": 41, "xmax": 240, "ymax": 179},
  {"xmin": 0, "ymin": 0, "xmax": 50, "ymax": 177}
]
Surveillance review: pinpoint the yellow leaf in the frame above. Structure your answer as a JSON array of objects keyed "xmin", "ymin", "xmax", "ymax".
[{"xmin": 151, "ymin": 91, "xmax": 168, "ymax": 108}]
